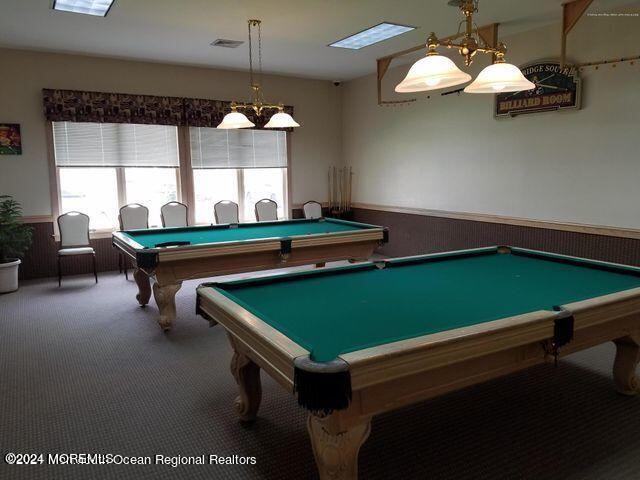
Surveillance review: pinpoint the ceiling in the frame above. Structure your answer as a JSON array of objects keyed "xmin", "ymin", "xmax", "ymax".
[{"xmin": 0, "ymin": 0, "xmax": 635, "ymax": 80}]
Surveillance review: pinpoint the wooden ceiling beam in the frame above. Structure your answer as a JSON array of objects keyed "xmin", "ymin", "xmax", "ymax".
[{"xmin": 561, "ymin": 0, "xmax": 594, "ymax": 67}]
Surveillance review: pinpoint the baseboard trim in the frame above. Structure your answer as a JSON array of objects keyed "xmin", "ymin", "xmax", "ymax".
[{"xmin": 351, "ymin": 203, "xmax": 640, "ymax": 240}]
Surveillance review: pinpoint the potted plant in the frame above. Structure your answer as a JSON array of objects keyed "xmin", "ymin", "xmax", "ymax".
[{"xmin": 0, "ymin": 195, "xmax": 33, "ymax": 293}]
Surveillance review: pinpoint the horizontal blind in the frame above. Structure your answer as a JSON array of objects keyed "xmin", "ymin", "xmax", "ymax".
[
  {"xmin": 53, "ymin": 122, "xmax": 179, "ymax": 167},
  {"xmin": 190, "ymin": 128, "xmax": 287, "ymax": 169}
]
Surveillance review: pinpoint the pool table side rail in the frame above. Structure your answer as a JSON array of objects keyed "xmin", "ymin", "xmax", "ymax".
[
  {"xmin": 112, "ymin": 223, "xmax": 387, "ymax": 269},
  {"xmin": 213, "ymin": 246, "xmax": 502, "ymax": 291},
  {"xmin": 508, "ymin": 246, "xmax": 640, "ymax": 275},
  {"xmin": 114, "ymin": 217, "xmax": 384, "ymax": 249},
  {"xmin": 117, "ymin": 217, "xmax": 374, "ymax": 241},
  {"xmin": 344, "ymin": 285, "xmax": 640, "ymax": 388}
]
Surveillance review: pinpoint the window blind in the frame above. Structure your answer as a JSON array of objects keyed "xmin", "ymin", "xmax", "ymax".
[
  {"xmin": 190, "ymin": 128, "xmax": 287, "ymax": 169},
  {"xmin": 53, "ymin": 122, "xmax": 179, "ymax": 167}
]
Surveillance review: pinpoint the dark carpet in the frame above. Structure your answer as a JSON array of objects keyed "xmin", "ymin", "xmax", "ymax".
[{"xmin": 1, "ymin": 271, "xmax": 640, "ymax": 479}]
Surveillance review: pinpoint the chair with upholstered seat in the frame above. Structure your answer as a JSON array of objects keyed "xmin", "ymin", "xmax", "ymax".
[
  {"xmin": 160, "ymin": 201, "xmax": 188, "ymax": 227},
  {"xmin": 255, "ymin": 199, "xmax": 278, "ymax": 222},
  {"xmin": 214, "ymin": 200, "xmax": 239, "ymax": 224},
  {"xmin": 118, "ymin": 204, "xmax": 149, "ymax": 279},
  {"xmin": 57, "ymin": 212, "xmax": 97, "ymax": 286},
  {"xmin": 303, "ymin": 200, "xmax": 323, "ymax": 219}
]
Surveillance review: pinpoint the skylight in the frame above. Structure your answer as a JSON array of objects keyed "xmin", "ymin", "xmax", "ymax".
[
  {"xmin": 52, "ymin": 0, "xmax": 115, "ymax": 17},
  {"xmin": 329, "ymin": 22, "xmax": 416, "ymax": 50}
]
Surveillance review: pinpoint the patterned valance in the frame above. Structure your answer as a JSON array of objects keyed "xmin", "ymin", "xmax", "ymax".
[
  {"xmin": 183, "ymin": 98, "xmax": 228, "ymax": 128},
  {"xmin": 43, "ymin": 89, "xmax": 295, "ymax": 131},
  {"xmin": 42, "ymin": 89, "xmax": 184, "ymax": 126}
]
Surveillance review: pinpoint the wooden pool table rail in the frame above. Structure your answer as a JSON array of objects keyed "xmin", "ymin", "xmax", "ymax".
[
  {"xmin": 195, "ymin": 246, "xmax": 640, "ymax": 480},
  {"xmin": 112, "ymin": 220, "xmax": 387, "ymax": 272}
]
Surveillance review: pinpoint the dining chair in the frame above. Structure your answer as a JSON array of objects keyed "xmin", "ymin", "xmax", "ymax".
[
  {"xmin": 214, "ymin": 200, "xmax": 240, "ymax": 224},
  {"xmin": 255, "ymin": 199, "xmax": 278, "ymax": 222},
  {"xmin": 118, "ymin": 203, "xmax": 149, "ymax": 279},
  {"xmin": 160, "ymin": 201, "xmax": 188, "ymax": 227},
  {"xmin": 303, "ymin": 200, "xmax": 323, "ymax": 219},
  {"xmin": 57, "ymin": 212, "xmax": 97, "ymax": 286}
]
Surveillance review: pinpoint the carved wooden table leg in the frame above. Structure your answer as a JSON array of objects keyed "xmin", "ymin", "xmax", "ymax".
[
  {"xmin": 613, "ymin": 335, "xmax": 640, "ymax": 395},
  {"xmin": 228, "ymin": 335, "xmax": 262, "ymax": 422},
  {"xmin": 308, "ymin": 413, "xmax": 371, "ymax": 480},
  {"xmin": 152, "ymin": 281, "xmax": 182, "ymax": 331},
  {"xmin": 133, "ymin": 269, "xmax": 151, "ymax": 306}
]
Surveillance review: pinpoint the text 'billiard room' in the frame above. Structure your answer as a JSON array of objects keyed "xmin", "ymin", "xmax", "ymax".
[{"xmin": 1, "ymin": 1, "xmax": 640, "ymax": 479}]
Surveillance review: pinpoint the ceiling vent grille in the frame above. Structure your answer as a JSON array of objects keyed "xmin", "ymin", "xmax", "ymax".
[{"xmin": 210, "ymin": 39, "xmax": 244, "ymax": 48}]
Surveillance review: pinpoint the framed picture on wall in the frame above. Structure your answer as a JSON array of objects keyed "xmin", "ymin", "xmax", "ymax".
[{"xmin": 0, "ymin": 124, "xmax": 22, "ymax": 155}]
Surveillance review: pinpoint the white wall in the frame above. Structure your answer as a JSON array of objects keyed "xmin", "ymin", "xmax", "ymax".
[
  {"xmin": 342, "ymin": 11, "xmax": 640, "ymax": 228},
  {"xmin": 0, "ymin": 48, "xmax": 341, "ymax": 216}
]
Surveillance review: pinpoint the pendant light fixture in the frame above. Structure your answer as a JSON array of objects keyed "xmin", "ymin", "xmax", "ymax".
[
  {"xmin": 396, "ymin": 0, "xmax": 534, "ymax": 95},
  {"xmin": 464, "ymin": 50, "xmax": 535, "ymax": 93},
  {"xmin": 395, "ymin": 33, "xmax": 471, "ymax": 92},
  {"xmin": 218, "ymin": 20, "xmax": 300, "ymax": 129}
]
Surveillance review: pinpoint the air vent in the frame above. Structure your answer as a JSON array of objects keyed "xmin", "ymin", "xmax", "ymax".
[{"xmin": 210, "ymin": 39, "xmax": 244, "ymax": 48}]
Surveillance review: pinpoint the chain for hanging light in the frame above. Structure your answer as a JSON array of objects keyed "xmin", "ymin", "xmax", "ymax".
[{"xmin": 231, "ymin": 19, "xmax": 284, "ymax": 116}]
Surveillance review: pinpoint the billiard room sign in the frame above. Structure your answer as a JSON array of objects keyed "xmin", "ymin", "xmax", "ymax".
[{"xmin": 495, "ymin": 61, "xmax": 581, "ymax": 118}]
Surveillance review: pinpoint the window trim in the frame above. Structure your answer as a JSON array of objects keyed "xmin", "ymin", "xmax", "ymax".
[
  {"xmin": 192, "ymin": 166, "xmax": 289, "ymax": 224},
  {"xmin": 46, "ymin": 121, "xmax": 293, "ymax": 236}
]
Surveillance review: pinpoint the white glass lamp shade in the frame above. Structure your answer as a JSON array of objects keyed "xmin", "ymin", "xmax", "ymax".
[
  {"xmin": 264, "ymin": 112, "xmax": 300, "ymax": 128},
  {"xmin": 464, "ymin": 62, "xmax": 536, "ymax": 94},
  {"xmin": 395, "ymin": 54, "xmax": 472, "ymax": 93},
  {"xmin": 217, "ymin": 111, "xmax": 255, "ymax": 129}
]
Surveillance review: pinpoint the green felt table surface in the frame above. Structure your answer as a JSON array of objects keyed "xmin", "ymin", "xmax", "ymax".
[
  {"xmin": 123, "ymin": 219, "xmax": 371, "ymax": 249},
  {"xmin": 214, "ymin": 250, "xmax": 640, "ymax": 362}
]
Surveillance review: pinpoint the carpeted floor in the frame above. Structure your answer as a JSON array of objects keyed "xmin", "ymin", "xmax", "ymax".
[{"xmin": 1, "ymin": 269, "xmax": 640, "ymax": 479}]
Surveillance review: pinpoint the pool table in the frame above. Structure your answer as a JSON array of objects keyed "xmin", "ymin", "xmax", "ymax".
[
  {"xmin": 112, "ymin": 217, "xmax": 387, "ymax": 330},
  {"xmin": 196, "ymin": 246, "xmax": 640, "ymax": 480}
]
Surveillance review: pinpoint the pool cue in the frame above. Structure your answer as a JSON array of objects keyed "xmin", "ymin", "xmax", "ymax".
[
  {"xmin": 348, "ymin": 166, "xmax": 353, "ymax": 212},
  {"xmin": 338, "ymin": 167, "xmax": 342, "ymax": 213},
  {"xmin": 340, "ymin": 167, "xmax": 344, "ymax": 213},
  {"xmin": 328, "ymin": 167, "xmax": 332, "ymax": 213},
  {"xmin": 343, "ymin": 167, "xmax": 347, "ymax": 213},
  {"xmin": 333, "ymin": 167, "xmax": 339, "ymax": 211}
]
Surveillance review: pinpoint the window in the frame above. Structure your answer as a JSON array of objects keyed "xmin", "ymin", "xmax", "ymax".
[
  {"xmin": 59, "ymin": 167, "xmax": 118, "ymax": 230},
  {"xmin": 190, "ymin": 128, "xmax": 288, "ymax": 223},
  {"xmin": 50, "ymin": 121, "xmax": 290, "ymax": 232},
  {"xmin": 193, "ymin": 169, "xmax": 238, "ymax": 225},
  {"xmin": 52, "ymin": 122, "xmax": 179, "ymax": 231},
  {"xmin": 124, "ymin": 168, "xmax": 179, "ymax": 227},
  {"xmin": 243, "ymin": 168, "xmax": 287, "ymax": 220}
]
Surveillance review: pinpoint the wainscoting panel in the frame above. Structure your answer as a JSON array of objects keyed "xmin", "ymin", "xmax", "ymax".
[
  {"xmin": 352, "ymin": 208, "xmax": 640, "ymax": 267},
  {"xmin": 19, "ymin": 210, "xmax": 640, "ymax": 280}
]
